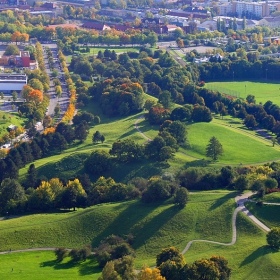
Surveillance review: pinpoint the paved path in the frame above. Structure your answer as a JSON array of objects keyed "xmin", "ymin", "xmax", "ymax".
[
  {"xmin": 0, "ymin": 248, "xmax": 70, "ymax": 255},
  {"xmin": 182, "ymin": 192, "xmax": 270, "ymax": 254}
]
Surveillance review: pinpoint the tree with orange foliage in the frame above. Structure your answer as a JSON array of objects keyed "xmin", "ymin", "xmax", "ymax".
[
  {"xmin": 27, "ymin": 89, "xmax": 43, "ymax": 105},
  {"xmin": 11, "ymin": 31, "xmax": 29, "ymax": 44}
]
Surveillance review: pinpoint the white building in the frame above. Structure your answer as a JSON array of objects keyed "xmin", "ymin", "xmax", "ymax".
[{"xmin": 0, "ymin": 74, "xmax": 27, "ymax": 93}]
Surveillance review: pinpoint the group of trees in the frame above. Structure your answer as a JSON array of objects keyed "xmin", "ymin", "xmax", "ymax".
[
  {"xmin": 198, "ymin": 57, "xmax": 280, "ymax": 81},
  {"xmin": 178, "ymin": 162, "xmax": 280, "ymax": 194},
  {"xmin": 72, "ymin": 49, "xmax": 196, "ymax": 110},
  {"xmin": 156, "ymin": 247, "xmax": 231, "ymax": 280},
  {"xmin": 97, "ymin": 245, "xmax": 231, "ymax": 280}
]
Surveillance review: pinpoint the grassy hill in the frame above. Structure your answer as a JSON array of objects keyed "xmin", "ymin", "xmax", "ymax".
[
  {"xmin": 0, "ymin": 192, "xmax": 236, "ymax": 268},
  {"xmin": 1, "ymin": 192, "xmax": 280, "ymax": 279},
  {"xmin": 246, "ymin": 201, "xmax": 280, "ymax": 228}
]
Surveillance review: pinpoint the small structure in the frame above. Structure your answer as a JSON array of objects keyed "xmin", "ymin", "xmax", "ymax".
[{"xmin": 7, "ymin": 124, "xmax": 17, "ymax": 131}]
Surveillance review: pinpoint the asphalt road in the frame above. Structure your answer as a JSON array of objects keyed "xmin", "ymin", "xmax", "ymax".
[{"xmin": 42, "ymin": 44, "xmax": 69, "ymax": 121}]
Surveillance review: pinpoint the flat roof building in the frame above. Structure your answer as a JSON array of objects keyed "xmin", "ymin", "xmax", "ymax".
[{"xmin": 0, "ymin": 74, "xmax": 27, "ymax": 93}]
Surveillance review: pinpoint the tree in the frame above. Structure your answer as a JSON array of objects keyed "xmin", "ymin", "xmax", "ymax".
[
  {"xmin": 4, "ymin": 44, "xmax": 20, "ymax": 55},
  {"xmin": 55, "ymin": 247, "xmax": 68, "ymax": 262},
  {"xmin": 99, "ymin": 261, "xmax": 121, "ymax": 280},
  {"xmin": 206, "ymin": 137, "xmax": 223, "ymax": 161},
  {"xmin": 246, "ymin": 95, "xmax": 256, "ymax": 104},
  {"xmin": 0, "ymin": 178, "xmax": 25, "ymax": 211},
  {"xmin": 137, "ymin": 267, "xmax": 166, "ymax": 280},
  {"xmin": 170, "ymin": 107, "xmax": 192, "ymax": 121},
  {"xmin": 142, "ymin": 179, "xmax": 172, "ymax": 203},
  {"xmin": 158, "ymin": 90, "xmax": 171, "ymax": 109},
  {"xmin": 26, "ymin": 89, "xmax": 43, "ymax": 105},
  {"xmin": 174, "ymin": 187, "xmax": 189, "ymax": 207},
  {"xmin": 94, "ymin": 116, "xmax": 101, "ymax": 125},
  {"xmin": 43, "ymin": 115, "xmax": 52, "ymax": 128},
  {"xmin": 26, "ymin": 163, "xmax": 37, "ymax": 189},
  {"xmin": 12, "ymin": 91, "xmax": 18, "ymax": 101},
  {"xmin": 84, "ymin": 150, "xmax": 111, "ymax": 175},
  {"xmin": 244, "ymin": 114, "xmax": 257, "ymax": 129},
  {"xmin": 267, "ymin": 227, "xmax": 280, "ymax": 249},
  {"xmin": 75, "ymin": 122, "xmax": 89, "ymax": 142},
  {"xmin": 192, "ymin": 105, "xmax": 212, "ymax": 122},
  {"xmin": 93, "ymin": 131, "xmax": 103, "ymax": 143},
  {"xmin": 144, "ymin": 99, "xmax": 156, "ymax": 111},
  {"xmin": 234, "ymin": 175, "xmax": 249, "ymax": 191},
  {"xmin": 156, "ymin": 247, "xmax": 185, "ymax": 267}
]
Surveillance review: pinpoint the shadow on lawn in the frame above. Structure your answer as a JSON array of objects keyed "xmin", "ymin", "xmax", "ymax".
[
  {"xmin": 208, "ymin": 192, "xmax": 237, "ymax": 210},
  {"xmin": 240, "ymin": 245, "xmax": 274, "ymax": 267},
  {"xmin": 91, "ymin": 200, "xmax": 180, "ymax": 251},
  {"xmin": 40, "ymin": 255, "xmax": 102, "ymax": 276},
  {"xmin": 41, "ymin": 259, "xmax": 76, "ymax": 270}
]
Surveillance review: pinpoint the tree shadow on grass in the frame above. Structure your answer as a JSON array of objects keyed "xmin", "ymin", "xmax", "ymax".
[
  {"xmin": 91, "ymin": 200, "xmax": 157, "ymax": 248},
  {"xmin": 79, "ymin": 255, "xmax": 102, "ymax": 276},
  {"xmin": 40, "ymin": 259, "xmax": 76, "ymax": 270},
  {"xmin": 184, "ymin": 159, "xmax": 210, "ymax": 168},
  {"xmin": 132, "ymin": 205, "xmax": 181, "ymax": 250},
  {"xmin": 239, "ymin": 245, "xmax": 275, "ymax": 267},
  {"xmin": 209, "ymin": 192, "xmax": 237, "ymax": 210}
]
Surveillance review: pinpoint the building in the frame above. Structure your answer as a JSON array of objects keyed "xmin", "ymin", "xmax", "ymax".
[
  {"xmin": 259, "ymin": 16, "xmax": 280, "ymax": 27},
  {"xmin": 220, "ymin": 1, "xmax": 276, "ymax": 18},
  {"xmin": 0, "ymin": 51, "xmax": 30, "ymax": 67},
  {"xmin": 81, "ymin": 22, "xmax": 111, "ymax": 32},
  {"xmin": 0, "ymin": 74, "xmax": 27, "ymax": 93}
]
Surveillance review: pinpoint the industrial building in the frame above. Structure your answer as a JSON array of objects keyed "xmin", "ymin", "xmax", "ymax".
[{"xmin": 0, "ymin": 74, "xmax": 27, "ymax": 93}]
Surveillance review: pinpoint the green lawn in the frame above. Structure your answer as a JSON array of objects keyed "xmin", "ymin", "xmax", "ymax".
[
  {"xmin": 0, "ymin": 111, "xmax": 26, "ymax": 137},
  {"xmin": 260, "ymin": 192, "xmax": 280, "ymax": 203},
  {"xmin": 87, "ymin": 46, "xmax": 141, "ymax": 55},
  {"xmin": 0, "ymin": 251, "xmax": 102, "ymax": 280},
  {"xmin": 184, "ymin": 121, "xmax": 280, "ymax": 164},
  {"xmin": 245, "ymin": 202, "xmax": 280, "ymax": 228},
  {"xmin": 205, "ymin": 81, "xmax": 280, "ymax": 105}
]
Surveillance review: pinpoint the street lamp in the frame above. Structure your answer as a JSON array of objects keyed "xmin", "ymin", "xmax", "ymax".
[
  {"xmin": 233, "ymin": 71, "xmax": 234, "ymax": 82},
  {"xmin": 245, "ymin": 84, "xmax": 247, "ymax": 96},
  {"xmin": 266, "ymin": 69, "xmax": 268, "ymax": 80}
]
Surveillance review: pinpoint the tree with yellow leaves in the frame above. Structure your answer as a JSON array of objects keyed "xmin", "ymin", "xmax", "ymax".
[{"xmin": 137, "ymin": 267, "xmax": 166, "ymax": 280}]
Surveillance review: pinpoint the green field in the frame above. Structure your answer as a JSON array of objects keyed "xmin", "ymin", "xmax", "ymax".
[
  {"xmin": 184, "ymin": 121, "xmax": 280, "ymax": 164},
  {"xmin": 246, "ymin": 201, "xmax": 280, "ymax": 228},
  {"xmin": 0, "ymin": 111, "xmax": 26, "ymax": 137},
  {"xmin": 1, "ymin": 192, "xmax": 280, "ymax": 279},
  {"xmin": 260, "ymin": 192, "xmax": 280, "ymax": 203},
  {"xmin": 0, "ymin": 251, "xmax": 102, "ymax": 280},
  {"xmin": 206, "ymin": 81, "xmax": 280, "ymax": 105}
]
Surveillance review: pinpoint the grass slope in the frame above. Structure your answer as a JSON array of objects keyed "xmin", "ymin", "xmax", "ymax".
[
  {"xmin": 245, "ymin": 201, "xmax": 280, "ymax": 228},
  {"xmin": 0, "ymin": 192, "xmax": 236, "ymax": 268},
  {"xmin": 185, "ymin": 213, "xmax": 280, "ymax": 280},
  {"xmin": 206, "ymin": 81, "xmax": 280, "ymax": 105},
  {"xmin": 185, "ymin": 122, "xmax": 280, "ymax": 164}
]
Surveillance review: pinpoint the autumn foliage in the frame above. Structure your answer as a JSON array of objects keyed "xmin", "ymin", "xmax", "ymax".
[{"xmin": 27, "ymin": 89, "xmax": 43, "ymax": 104}]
